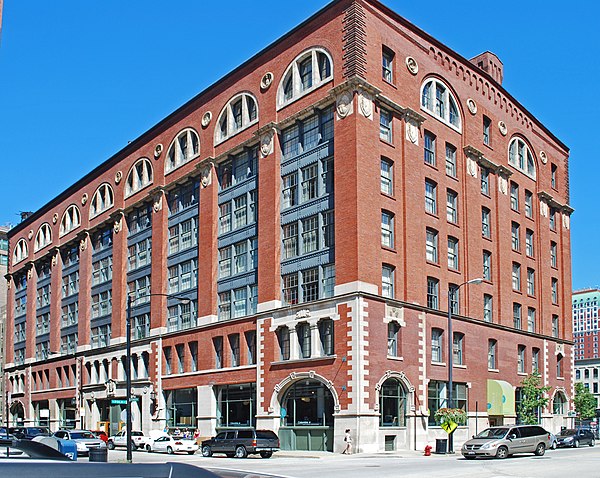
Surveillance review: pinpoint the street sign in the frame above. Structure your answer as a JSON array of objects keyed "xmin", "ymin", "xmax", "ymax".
[
  {"xmin": 441, "ymin": 420, "xmax": 458, "ymax": 434},
  {"xmin": 111, "ymin": 399, "xmax": 127, "ymax": 405}
]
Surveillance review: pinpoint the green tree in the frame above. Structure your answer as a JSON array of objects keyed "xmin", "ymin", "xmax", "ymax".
[
  {"xmin": 518, "ymin": 373, "xmax": 551, "ymax": 425},
  {"xmin": 574, "ymin": 382, "xmax": 597, "ymax": 420}
]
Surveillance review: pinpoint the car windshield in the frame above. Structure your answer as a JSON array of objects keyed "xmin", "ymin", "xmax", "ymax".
[
  {"xmin": 27, "ymin": 428, "xmax": 48, "ymax": 436},
  {"xmin": 70, "ymin": 432, "xmax": 96, "ymax": 439},
  {"xmin": 475, "ymin": 428, "xmax": 508, "ymax": 439},
  {"xmin": 559, "ymin": 429, "xmax": 576, "ymax": 436}
]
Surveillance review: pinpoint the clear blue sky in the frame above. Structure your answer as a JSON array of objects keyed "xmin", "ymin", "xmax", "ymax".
[{"xmin": 0, "ymin": 1, "xmax": 597, "ymax": 290}]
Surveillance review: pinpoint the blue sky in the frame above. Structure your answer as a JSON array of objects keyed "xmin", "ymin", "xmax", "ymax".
[{"xmin": 0, "ymin": 1, "xmax": 597, "ymax": 290}]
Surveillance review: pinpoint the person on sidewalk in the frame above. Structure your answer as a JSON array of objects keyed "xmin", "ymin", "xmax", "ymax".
[{"xmin": 342, "ymin": 429, "xmax": 352, "ymax": 454}]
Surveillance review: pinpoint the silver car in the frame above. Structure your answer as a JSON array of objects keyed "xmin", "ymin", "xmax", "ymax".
[
  {"xmin": 53, "ymin": 429, "xmax": 106, "ymax": 456},
  {"xmin": 461, "ymin": 425, "xmax": 551, "ymax": 459}
]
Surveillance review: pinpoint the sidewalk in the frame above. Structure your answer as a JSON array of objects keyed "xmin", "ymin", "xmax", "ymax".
[{"xmin": 274, "ymin": 449, "xmax": 457, "ymax": 459}]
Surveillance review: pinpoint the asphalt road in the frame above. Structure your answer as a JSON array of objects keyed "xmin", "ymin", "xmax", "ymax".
[{"xmin": 101, "ymin": 445, "xmax": 600, "ymax": 478}]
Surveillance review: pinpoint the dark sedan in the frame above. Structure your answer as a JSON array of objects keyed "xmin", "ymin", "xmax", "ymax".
[{"xmin": 556, "ymin": 428, "xmax": 596, "ymax": 448}]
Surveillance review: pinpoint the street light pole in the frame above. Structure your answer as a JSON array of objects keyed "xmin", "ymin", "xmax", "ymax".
[
  {"xmin": 447, "ymin": 277, "xmax": 482, "ymax": 454},
  {"xmin": 126, "ymin": 294, "xmax": 133, "ymax": 463}
]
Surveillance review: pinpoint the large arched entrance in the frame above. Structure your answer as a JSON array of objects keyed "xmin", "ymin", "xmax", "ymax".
[
  {"xmin": 279, "ymin": 379, "xmax": 335, "ymax": 451},
  {"xmin": 10, "ymin": 401, "xmax": 25, "ymax": 426}
]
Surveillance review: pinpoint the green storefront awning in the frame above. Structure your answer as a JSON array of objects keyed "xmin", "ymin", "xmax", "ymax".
[{"xmin": 487, "ymin": 379, "xmax": 515, "ymax": 416}]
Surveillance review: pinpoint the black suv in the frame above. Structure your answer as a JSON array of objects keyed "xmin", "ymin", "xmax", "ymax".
[
  {"xmin": 556, "ymin": 428, "xmax": 596, "ymax": 448},
  {"xmin": 201, "ymin": 429, "xmax": 279, "ymax": 458},
  {"xmin": 9, "ymin": 427, "xmax": 51, "ymax": 440}
]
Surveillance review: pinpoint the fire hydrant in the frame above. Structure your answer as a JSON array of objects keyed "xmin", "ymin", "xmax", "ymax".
[{"xmin": 424, "ymin": 445, "xmax": 432, "ymax": 456}]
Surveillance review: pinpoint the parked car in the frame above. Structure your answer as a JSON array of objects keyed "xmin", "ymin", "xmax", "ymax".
[
  {"xmin": 52, "ymin": 430, "xmax": 106, "ymax": 457},
  {"xmin": 556, "ymin": 428, "xmax": 596, "ymax": 448},
  {"xmin": 201, "ymin": 429, "xmax": 280, "ymax": 458},
  {"xmin": 90, "ymin": 430, "xmax": 108, "ymax": 443},
  {"xmin": 9, "ymin": 427, "xmax": 51, "ymax": 440},
  {"xmin": 461, "ymin": 425, "xmax": 551, "ymax": 459},
  {"xmin": 107, "ymin": 430, "xmax": 148, "ymax": 450},
  {"xmin": 146, "ymin": 434, "xmax": 199, "ymax": 455},
  {"xmin": 549, "ymin": 432, "xmax": 558, "ymax": 450}
]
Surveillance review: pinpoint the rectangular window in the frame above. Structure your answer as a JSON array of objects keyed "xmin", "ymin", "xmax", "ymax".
[
  {"xmin": 382, "ymin": 47, "xmax": 394, "ymax": 83},
  {"xmin": 282, "ymin": 124, "xmax": 300, "ymax": 159},
  {"xmin": 532, "ymin": 348, "xmax": 540, "ymax": 373},
  {"xmin": 301, "ymin": 163, "xmax": 318, "ymax": 203},
  {"xmin": 551, "ymin": 164, "xmax": 557, "ymax": 189},
  {"xmin": 277, "ymin": 327, "xmax": 290, "ymax": 361},
  {"xmin": 481, "ymin": 167, "xmax": 490, "ymax": 195},
  {"xmin": 483, "ymin": 294, "xmax": 493, "ymax": 323},
  {"xmin": 219, "ymin": 202, "xmax": 232, "ymax": 234},
  {"xmin": 527, "ymin": 308, "xmax": 536, "ymax": 333},
  {"xmin": 424, "ymin": 131, "xmax": 436, "ymax": 166},
  {"xmin": 298, "ymin": 323, "xmax": 311, "ymax": 359},
  {"xmin": 511, "ymin": 222, "xmax": 520, "ymax": 251},
  {"xmin": 189, "ymin": 342, "xmax": 198, "ymax": 372},
  {"xmin": 229, "ymin": 334, "xmax": 240, "ymax": 368},
  {"xmin": 550, "ymin": 207, "xmax": 556, "ymax": 230},
  {"xmin": 483, "ymin": 251, "xmax": 492, "ymax": 281},
  {"xmin": 382, "ymin": 265, "xmax": 394, "ymax": 298},
  {"xmin": 381, "ymin": 158, "xmax": 393, "ymax": 195},
  {"xmin": 513, "ymin": 303, "xmax": 522, "ymax": 329},
  {"xmin": 552, "ymin": 315, "xmax": 559, "ymax": 338},
  {"xmin": 449, "ymin": 285, "xmax": 459, "ymax": 314},
  {"xmin": 518, "ymin": 345, "xmax": 526, "ymax": 373},
  {"xmin": 482, "ymin": 207, "xmax": 491, "ymax": 238},
  {"xmin": 282, "ymin": 173, "xmax": 297, "ymax": 209},
  {"xmin": 387, "ymin": 321, "xmax": 400, "ymax": 357},
  {"xmin": 234, "ymin": 241, "xmax": 248, "ymax": 274},
  {"xmin": 512, "ymin": 263, "xmax": 521, "ymax": 291},
  {"xmin": 447, "ymin": 237, "xmax": 459, "ymax": 270},
  {"xmin": 282, "ymin": 223, "xmax": 298, "ymax": 259},
  {"xmin": 483, "ymin": 116, "xmax": 491, "ymax": 145},
  {"xmin": 427, "ymin": 277, "xmax": 439, "ymax": 310},
  {"xmin": 453, "ymin": 332, "xmax": 464, "ymax": 365},
  {"xmin": 445, "ymin": 143, "xmax": 457, "ymax": 177},
  {"xmin": 381, "ymin": 211, "xmax": 394, "ymax": 248},
  {"xmin": 446, "ymin": 190, "xmax": 458, "ymax": 224},
  {"xmin": 218, "ymin": 247, "xmax": 232, "ymax": 278},
  {"xmin": 427, "ymin": 381, "xmax": 467, "ymax": 426},
  {"xmin": 550, "ymin": 242, "xmax": 558, "ymax": 268},
  {"xmin": 380, "ymin": 109, "xmax": 392, "ymax": 143},
  {"xmin": 233, "ymin": 195, "xmax": 248, "ymax": 229},
  {"xmin": 488, "ymin": 339, "xmax": 497, "ymax": 369},
  {"xmin": 302, "ymin": 268, "xmax": 319, "ymax": 302},
  {"xmin": 245, "ymin": 331, "xmax": 256, "ymax": 365},
  {"xmin": 426, "ymin": 228, "xmax": 438, "ymax": 263},
  {"xmin": 425, "ymin": 180, "xmax": 437, "ymax": 214},
  {"xmin": 510, "ymin": 182, "xmax": 519, "ymax": 211},
  {"xmin": 214, "ymin": 337, "xmax": 223, "ymax": 369},
  {"xmin": 525, "ymin": 190, "xmax": 533, "ymax": 218},
  {"xmin": 176, "ymin": 344, "xmax": 185, "ymax": 374},
  {"xmin": 218, "ymin": 291, "xmax": 231, "ymax": 321},
  {"xmin": 527, "ymin": 268, "xmax": 535, "ymax": 296},
  {"xmin": 525, "ymin": 229, "xmax": 534, "ymax": 256},
  {"xmin": 282, "ymin": 273, "xmax": 298, "ymax": 305},
  {"xmin": 431, "ymin": 328, "xmax": 443, "ymax": 362},
  {"xmin": 320, "ymin": 319, "xmax": 334, "ymax": 356},
  {"xmin": 552, "ymin": 278, "xmax": 559, "ymax": 304},
  {"xmin": 302, "ymin": 216, "xmax": 319, "ymax": 254}
]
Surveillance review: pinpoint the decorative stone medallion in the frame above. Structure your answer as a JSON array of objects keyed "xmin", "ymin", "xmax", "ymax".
[
  {"xmin": 540, "ymin": 200, "xmax": 548, "ymax": 217},
  {"xmin": 153, "ymin": 192, "xmax": 163, "ymax": 213},
  {"xmin": 405, "ymin": 120, "xmax": 419, "ymax": 145},
  {"xmin": 200, "ymin": 164, "xmax": 212, "ymax": 188},
  {"xmin": 260, "ymin": 130, "xmax": 274, "ymax": 158},
  {"xmin": 28, "ymin": 230, "xmax": 33, "ymax": 240},
  {"xmin": 154, "ymin": 143, "xmax": 163, "ymax": 159},
  {"xmin": 406, "ymin": 56, "xmax": 419, "ymax": 75},
  {"xmin": 498, "ymin": 120, "xmax": 508, "ymax": 136},
  {"xmin": 467, "ymin": 98, "xmax": 477, "ymax": 115},
  {"xmin": 358, "ymin": 90, "xmax": 373, "ymax": 119},
  {"xmin": 260, "ymin": 72, "xmax": 274, "ymax": 90},
  {"xmin": 336, "ymin": 91, "xmax": 353, "ymax": 119},
  {"xmin": 81, "ymin": 193, "xmax": 88, "ymax": 206},
  {"xmin": 540, "ymin": 150, "xmax": 548, "ymax": 164},
  {"xmin": 563, "ymin": 214, "xmax": 570, "ymax": 230},
  {"xmin": 467, "ymin": 157, "xmax": 477, "ymax": 177},
  {"xmin": 52, "ymin": 213, "xmax": 58, "ymax": 224},
  {"xmin": 115, "ymin": 171, "xmax": 123, "ymax": 184},
  {"xmin": 201, "ymin": 111, "xmax": 212, "ymax": 128},
  {"xmin": 499, "ymin": 175, "xmax": 508, "ymax": 195}
]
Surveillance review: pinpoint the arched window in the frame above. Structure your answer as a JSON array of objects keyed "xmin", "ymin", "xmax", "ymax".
[
  {"xmin": 215, "ymin": 93, "xmax": 258, "ymax": 144},
  {"xmin": 509, "ymin": 137, "xmax": 536, "ymax": 179},
  {"xmin": 278, "ymin": 47, "xmax": 333, "ymax": 108},
  {"xmin": 13, "ymin": 238, "xmax": 28, "ymax": 265},
  {"xmin": 380, "ymin": 378, "xmax": 407, "ymax": 427},
  {"xmin": 281, "ymin": 379, "xmax": 334, "ymax": 427},
  {"xmin": 60, "ymin": 205, "xmax": 81, "ymax": 237},
  {"xmin": 165, "ymin": 128, "xmax": 200, "ymax": 174},
  {"xmin": 125, "ymin": 158, "xmax": 153, "ymax": 197},
  {"xmin": 552, "ymin": 391, "xmax": 567, "ymax": 415},
  {"xmin": 34, "ymin": 223, "xmax": 52, "ymax": 252},
  {"xmin": 89, "ymin": 183, "xmax": 114, "ymax": 218},
  {"xmin": 420, "ymin": 78, "xmax": 461, "ymax": 131}
]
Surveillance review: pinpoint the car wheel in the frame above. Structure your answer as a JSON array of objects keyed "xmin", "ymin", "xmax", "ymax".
[
  {"xmin": 131, "ymin": 443, "xmax": 138, "ymax": 451},
  {"xmin": 107, "ymin": 441, "xmax": 115, "ymax": 450},
  {"xmin": 551, "ymin": 441, "xmax": 557, "ymax": 450},
  {"xmin": 496, "ymin": 446, "xmax": 508, "ymax": 459},
  {"xmin": 260, "ymin": 451, "xmax": 273, "ymax": 459},
  {"xmin": 574, "ymin": 440, "xmax": 580, "ymax": 448},
  {"xmin": 235, "ymin": 445, "xmax": 248, "ymax": 458},
  {"xmin": 146, "ymin": 445, "xmax": 152, "ymax": 453},
  {"xmin": 167, "ymin": 446, "xmax": 174, "ymax": 455},
  {"xmin": 201, "ymin": 446, "xmax": 213, "ymax": 457},
  {"xmin": 534, "ymin": 443, "xmax": 546, "ymax": 456},
  {"xmin": 590, "ymin": 439, "xmax": 595, "ymax": 447}
]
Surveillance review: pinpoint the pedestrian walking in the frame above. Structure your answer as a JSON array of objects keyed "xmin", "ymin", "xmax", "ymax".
[{"xmin": 342, "ymin": 428, "xmax": 352, "ymax": 454}]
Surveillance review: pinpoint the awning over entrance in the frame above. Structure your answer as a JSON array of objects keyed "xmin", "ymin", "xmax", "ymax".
[{"xmin": 487, "ymin": 379, "xmax": 515, "ymax": 416}]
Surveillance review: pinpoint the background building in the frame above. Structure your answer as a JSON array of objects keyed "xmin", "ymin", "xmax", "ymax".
[
  {"xmin": 1, "ymin": 225, "xmax": 9, "ymax": 424},
  {"xmin": 573, "ymin": 289, "xmax": 600, "ymax": 360},
  {"xmin": 4, "ymin": 0, "xmax": 573, "ymax": 452}
]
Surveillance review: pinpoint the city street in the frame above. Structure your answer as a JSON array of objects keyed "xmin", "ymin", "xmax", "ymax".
[{"xmin": 102, "ymin": 446, "xmax": 600, "ymax": 478}]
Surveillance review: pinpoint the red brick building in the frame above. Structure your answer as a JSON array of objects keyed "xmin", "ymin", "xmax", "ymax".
[{"xmin": 4, "ymin": 0, "xmax": 573, "ymax": 452}]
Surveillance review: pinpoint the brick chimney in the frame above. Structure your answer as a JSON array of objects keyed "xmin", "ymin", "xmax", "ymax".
[{"xmin": 470, "ymin": 51, "xmax": 503, "ymax": 85}]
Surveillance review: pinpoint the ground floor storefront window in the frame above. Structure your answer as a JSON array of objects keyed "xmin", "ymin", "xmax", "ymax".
[
  {"xmin": 380, "ymin": 378, "xmax": 407, "ymax": 427},
  {"xmin": 57, "ymin": 398, "xmax": 77, "ymax": 429},
  {"xmin": 33, "ymin": 400, "xmax": 50, "ymax": 427},
  {"xmin": 427, "ymin": 380, "xmax": 467, "ymax": 426},
  {"xmin": 216, "ymin": 383, "xmax": 256, "ymax": 429},
  {"xmin": 165, "ymin": 388, "xmax": 197, "ymax": 431}
]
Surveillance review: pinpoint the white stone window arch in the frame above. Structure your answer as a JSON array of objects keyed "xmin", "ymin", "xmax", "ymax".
[
  {"xmin": 34, "ymin": 223, "xmax": 52, "ymax": 252},
  {"xmin": 165, "ymin": 128, "xmax": 200, "ymax": 174},
  {"xmin": 13, "ymin": 238, "xmax": 28, "ymax": 265},
  {"xmin": 420, "ymin": 77, "xmax": 462, "ymax": 132},
  {"xmin": 60, "ymin": 205, "xmax": 81, "ymax": 237},
  {"xmin": 508, "ymin": 137, "xmax": 536, "ymax": 179},
  {"xmin": 125, "ymin": 158, "xmax": 153, "ymax": 198},
  {"xmin": 277, "ymin": 47, "xmax": 333, "ymax": 109},
  {"xmin": 89, "ymin": 183, "xmax": 114, "ymax": 219},
  {"xmin": 215, "ymin": 92, "xmax": 259, "ymax": 145}
]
